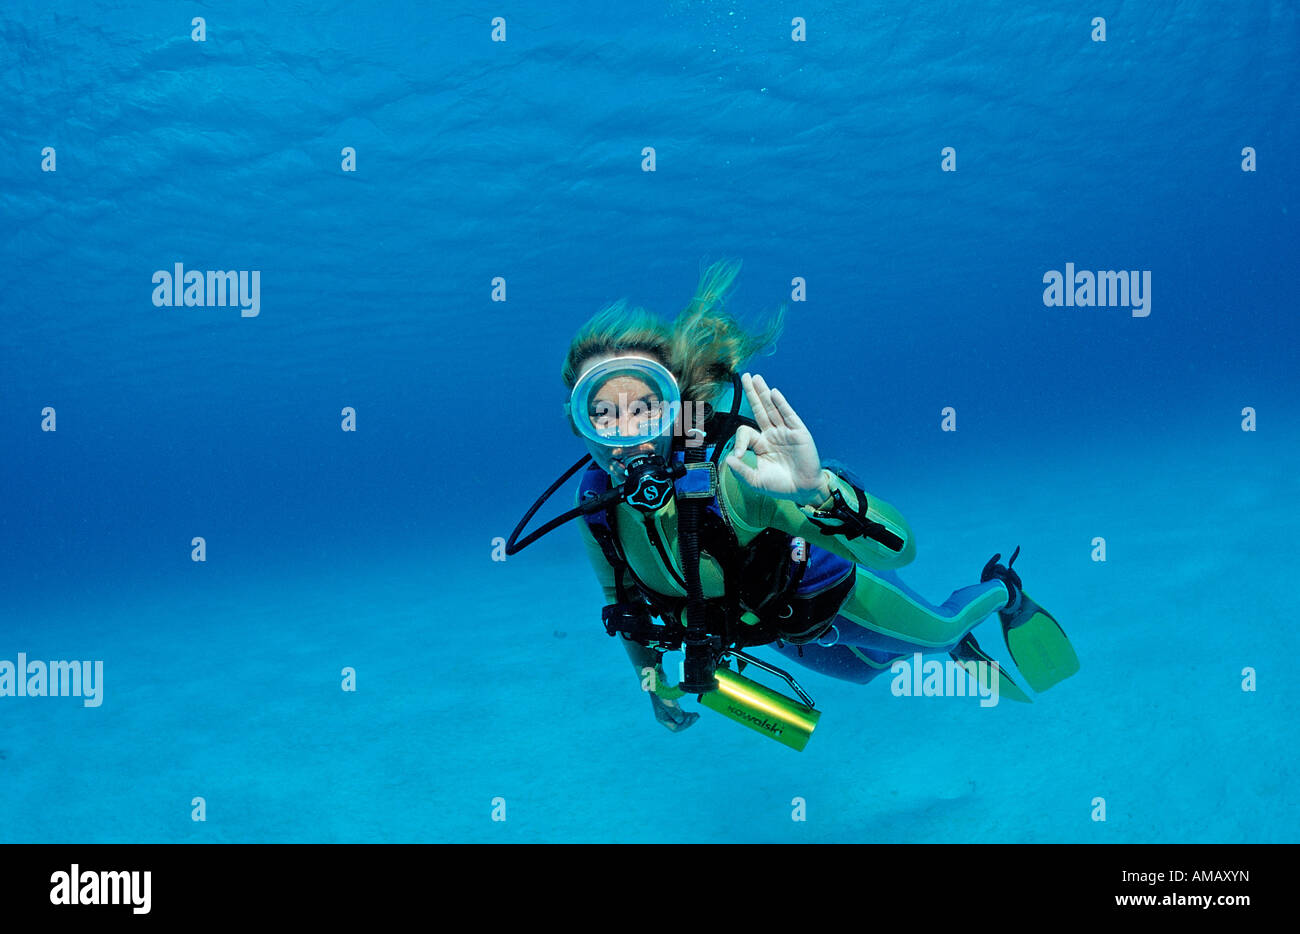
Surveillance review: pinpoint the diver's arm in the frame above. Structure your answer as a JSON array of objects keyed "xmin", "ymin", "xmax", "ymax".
[
  {"xmin": 621, "ymin": 635, "xmax": 659, "ymax": 678},
  {"xmin": 790, "ymin": 466, "xmax": 915, "ymax": 568},
  {"xmin": 720, "ymin": 452, "xmax": 915, "ymax": 569},
  {"xmin": 574, "ymin": 481, "xmax": 698, "ymax": 731},
  {"xmin": 718, "ymin": 372, "xmax": 915, "ymax": 569},
  {"xmin": 575, "ymin": 493, "xmax": 621, "ymax": 604},
  {"xmin": 623, "ymin": 636, "xmax": 698, "ymax": 732},
  {"xmin": 575, "ymin": 501, "xmax": 680, "ymax": 680}
]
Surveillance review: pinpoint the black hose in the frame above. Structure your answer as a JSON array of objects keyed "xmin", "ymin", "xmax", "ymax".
[{"xmin": 677, "ymin": 437, "xmax": 718, "ymax": 693}]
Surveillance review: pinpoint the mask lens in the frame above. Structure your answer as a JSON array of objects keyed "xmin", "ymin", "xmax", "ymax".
[
  {"xmin": 570, "ymin": 358, "xmax": 681, "ymax": 473},
  {"xmin": 588, "ymin": 388, "xmax": 666, "ymax": 440}
]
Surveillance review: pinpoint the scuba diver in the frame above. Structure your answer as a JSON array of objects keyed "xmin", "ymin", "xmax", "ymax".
[{"xmin": 508, "ymin": 260, "xmax": 1079, "ymax": 748}]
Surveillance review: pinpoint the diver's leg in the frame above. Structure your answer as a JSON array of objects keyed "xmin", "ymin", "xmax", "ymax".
[
  {"xmin": 766, "ymin": 618, "xmax": 1031, "ymax": 701},
  {"xmin": 832, "ymin": 566, "xmax": 1011, "ymax": 654},
  {"xmin": 768, "ymin": 635, "xmax": 899, "ymax": 685},
  {"xmin": 761, "ymin": 565, "xmax": 1015, "ymax": 687}
]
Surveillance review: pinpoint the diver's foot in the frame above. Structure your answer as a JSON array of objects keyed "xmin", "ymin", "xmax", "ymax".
[
  {"xmin": 980, "ymin": 545, "xmax": 1024, "ymax": 623},
  {"xmin": 981, "ymin": 547, "xmax": 1081, "ymax": 692}
]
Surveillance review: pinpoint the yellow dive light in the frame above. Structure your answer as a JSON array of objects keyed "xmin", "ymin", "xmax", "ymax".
[{"xmin": 698, "ymin": 665, "xmax": 821, "ymax": 751}]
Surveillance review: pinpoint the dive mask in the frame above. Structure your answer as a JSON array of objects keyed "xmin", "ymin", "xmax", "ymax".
[{"xmin": 568, "ymin": 356, "xmax": 682, "ymax": 486}]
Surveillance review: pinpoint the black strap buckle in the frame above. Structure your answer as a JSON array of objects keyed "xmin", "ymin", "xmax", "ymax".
[
  {"xmin": 601, "ymin": 602, "xmax": 684, "ymax": 650},
  {"xmin": 807, "ymin": 482, "xmax": 905, "ymax": 553}
]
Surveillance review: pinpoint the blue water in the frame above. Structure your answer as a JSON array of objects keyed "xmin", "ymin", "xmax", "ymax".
[{"xmin": 1, "ymin": 0, "xmax": 1296, "ymax": 842}]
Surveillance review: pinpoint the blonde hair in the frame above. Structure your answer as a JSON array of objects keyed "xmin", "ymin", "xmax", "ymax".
[
  {"xmin": 560, "ymin": 298, "xmax": 672, "ymax": 390},
  {"xmin": 669, "ymin": 258, "xmax": 784, "ymax": 409},
  {"xmin": 561, "ymin": 259, "xmax": 784, "ymax": 416}
]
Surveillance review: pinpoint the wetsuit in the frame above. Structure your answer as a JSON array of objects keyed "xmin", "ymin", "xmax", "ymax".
[{"xmin": 576, "ymin": 435, "xmax": 1013, "ymax": 685}]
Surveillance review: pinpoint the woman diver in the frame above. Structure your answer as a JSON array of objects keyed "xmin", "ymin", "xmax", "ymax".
[{"xmin": 508, "ymin": 260, "xmax": 1078, "ymax": 742}]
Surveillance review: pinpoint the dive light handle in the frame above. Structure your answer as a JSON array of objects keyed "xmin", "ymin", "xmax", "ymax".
[{"xmin": 680, "ymin": 637, "xmax": 720, "ymax": 694}]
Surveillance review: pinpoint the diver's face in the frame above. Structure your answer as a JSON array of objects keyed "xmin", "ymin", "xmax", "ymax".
[
  {"xmin": 588, "ymin": 374, "xmax": 667, "ymax": 441},
  {"xmin": 577, "ymin": 352, "xmax": 673, "ymax": 474}
]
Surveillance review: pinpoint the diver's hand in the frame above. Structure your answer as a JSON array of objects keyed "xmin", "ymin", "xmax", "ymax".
[
  {"xmin": 726, "ymin": 372, "xmax": 831, "ymax": 506},
  {"xmin": 649, "ymin": 692, "xmax": 700, "ymax": 733}
]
